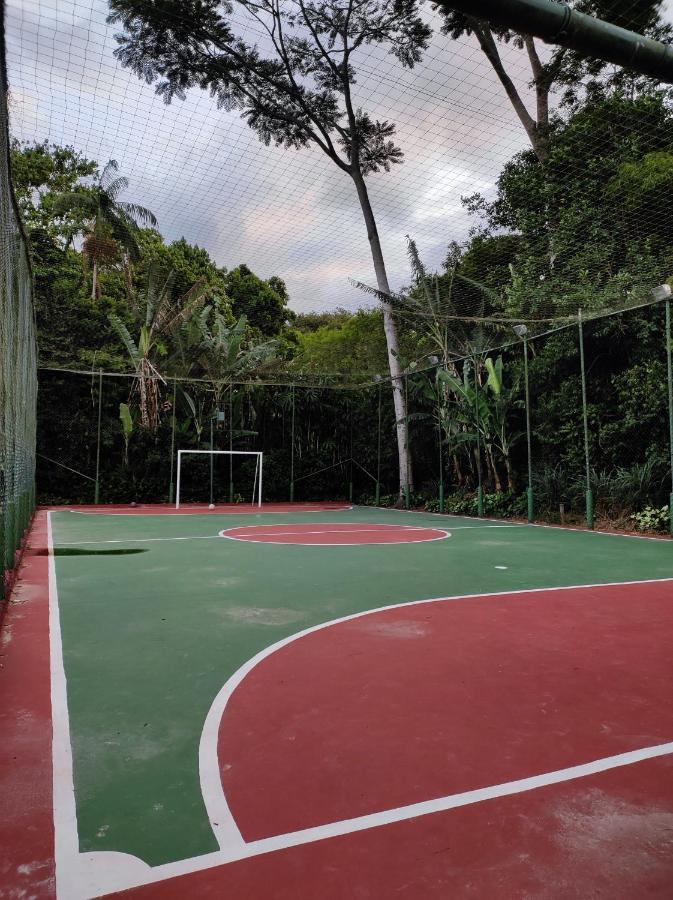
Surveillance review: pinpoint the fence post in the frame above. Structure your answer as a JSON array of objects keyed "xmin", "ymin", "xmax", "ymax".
[
  {"xmin": 229, "ymin": 386, "xmax": 234, "ymax": 504},
  {"xmin": 578, "ymin": 311, "xmax": 594, "ymax": 529},
  {"xmin": 523, "ymin": 336, "xmax": 534, "ymax": 523},
  {"xmin": 404, "ymin": 374, "xmax": 410, "ymax": 509},
  {"xmin": 666, "ymin": 300, "xmax": 673, "ymax": 536},
  {"xmin": 437, "ymin": 380, "xmax": 445, "ymax": 514},
  {"xmin": 94, "ymin": 368, "xmax": 102, "ymax": 504},
  {"xmin": 474, "ymin": 357, "xmax": 484, "ymax": 517},
  {"xmin": 290, "ymin": 384, "xmax": 295, "ymax": 502},
  {"xmin": 168, "ymin": 377, "xmax": 177, "ymax": 503}
]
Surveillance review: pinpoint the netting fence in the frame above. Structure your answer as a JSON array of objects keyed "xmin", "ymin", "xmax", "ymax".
[
  {"xmin": 0, "ymin": 17, "xmax": 37, "ymax": 599},
  {"xmin": 35, "ymin": 292, "xmax": 673, "ymax": 533}
]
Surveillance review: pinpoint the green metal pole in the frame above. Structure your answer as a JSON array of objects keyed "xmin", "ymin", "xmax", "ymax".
[
  {"xmin": 348, "ymin": 401, "xmax": 354, "ymax": 504},
  {"xmin": 229, "ymin": 386, "xmax": 234, "ymax": 504},
  {"xmin": 375, "ymin": 383, "xmax": 381, "ymax": 506},
  {"xmin": 666, "ymin": 301, "xmax": 673, "ymax": 536},
  {"xmin": 404, "ymin": 374, "xmax": 410, "ymax": 510},
  {"xmin": 210, "ymin": 416, "xmax": 214, "ymax": 506},
  {"xmin": 578, "ymin": 311, "xmax": 594, "ymax": 529},
  {"xmin": 437, "ymin": 387, "xmax": 445, "ymax": 514},
  {"xmin": 168, "ymin": 377, "xmax": 177, "ymax": 503},
  {"xmin": 474, "ymin": 357, "xmax": 484, "ymax": 517},
  {"xmin": 94, "ymin": 368, "xmax": 102, "ymax": 504},
  {"xmin": 523, "ymin": 337, "xmax": 534, "ymax": 523},
  {"xmin": 290, "ymin": 385, "xmax": 295, "ymax": 502}
]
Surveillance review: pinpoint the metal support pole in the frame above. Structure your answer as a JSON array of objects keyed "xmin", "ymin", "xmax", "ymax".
[
  {"xmin": 666, "ymin": 301, "xmax": 673, "ymax": 536},
  {"xmin": 437, "ymin": 386, "xmax": 445, "ymax": 515},
  {"xmin": 375, "ymin": 383, "xmax": 382, "ymax": 506},
  {"xmin": 209, "ymin": 416, "xmax": 214, "ymax": 506},
  {"xmin": 578, "ymin": 311, "xmax": 594, "ymax": 529},
  {"xmin": 349, "ymin": 401, "xmax": 354, "ymax": 504},
  {"xmin": 229, "ymin": 387, "xmax": 234, "ymax": 504},
  {"xmin": 290, "ymin": 385, "xmax": 295, "ymax": 502},
  {"xmin": 474, "ymin": 357, "xmax": 484, "ymax": 517},
  {"xmin": 523, "ymin": 337, "xmax": 534, "ymax": 523},
  {"xmin": 94, "ymin": 368, "xmax": 102, "ymax": 504},
  {"xmin": 168, "ymin": 377, "xmax": 177, "ymax": 503},
  {"xmin": 404, "ymin": 374, "xmax": 410, "ymax": 509}
]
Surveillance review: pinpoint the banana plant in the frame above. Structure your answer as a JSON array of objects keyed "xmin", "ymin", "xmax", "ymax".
[{"xmin": 109, "ymin": 264, "xmax": 208, "ymax": 429}]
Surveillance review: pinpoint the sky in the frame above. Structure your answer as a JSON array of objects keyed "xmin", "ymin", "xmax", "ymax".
[{"xmin": 5, "ymin": 0, "xmax": 670, "ymax": 313}]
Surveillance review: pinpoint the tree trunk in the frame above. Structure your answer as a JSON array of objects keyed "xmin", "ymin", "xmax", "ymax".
[
  {"xmin": 351, "ymin": 168, "xmax": 412, "ymax": 499},
  {"xmin": 91, "ymin": 260, "xmax": 98, "ymax": 301}
]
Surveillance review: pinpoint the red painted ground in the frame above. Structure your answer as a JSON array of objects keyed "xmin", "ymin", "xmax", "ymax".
[
  {"xmin": 219, "ymin": 522, "xmax": 449, "ymax": 545},
  {"xmin": 110, "ymin": 755, "xmax": 673, "ymax": 899},
  {"xmin": 219, "ymin": 582, "xmax": 673, "ymax": 840},
  {"xmin": 0, "ymin": 511, "xmax": 55, "ymax": 898},
  {"xmin": 51, "ymin": 502, "xmax": 351, "ymax": 516}
]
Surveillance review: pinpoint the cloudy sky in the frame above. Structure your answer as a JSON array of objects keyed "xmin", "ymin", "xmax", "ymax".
[{"xmin": 6, "ymin": 0, "xmax": 668, "ymax": 313}]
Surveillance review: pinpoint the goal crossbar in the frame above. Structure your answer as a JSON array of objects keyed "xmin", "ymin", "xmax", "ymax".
[{"xmin": 176, "ymin": 450, "xmax": 263, "ymax": 509}]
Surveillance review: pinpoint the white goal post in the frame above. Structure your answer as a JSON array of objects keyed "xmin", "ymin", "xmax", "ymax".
[{"xmin": 176, "ymin": 450, "xmax": 263, "ymax": 509}]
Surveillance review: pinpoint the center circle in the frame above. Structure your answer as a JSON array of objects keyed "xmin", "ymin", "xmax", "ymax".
[{"xmin": 218, "ymin": 522, "xmax": 450, "ymax": 546}]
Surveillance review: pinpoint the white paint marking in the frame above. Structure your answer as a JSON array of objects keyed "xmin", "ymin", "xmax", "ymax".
[
  {"xmin": 61, "ymin": 535, "xmax": 222, "ymax": 546},
  {"xmin": 495, "ymin": 565, "xmax": 508, "ymax": 570},
  {"xmin": 373, "ymin": 505, "xmax": 672, "ymax": 542},
  {"xmin": 218, "ymin": 523, "xmax": 450, "ymax": 546}
]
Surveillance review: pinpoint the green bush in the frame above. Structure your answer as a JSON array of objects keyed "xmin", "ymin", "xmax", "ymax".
[{"xmin": 630, "ymin": 505, "xmax": 670, "ymax": 533}]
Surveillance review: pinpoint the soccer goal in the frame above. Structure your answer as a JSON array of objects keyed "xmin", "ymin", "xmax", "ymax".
[{"xmin": 176, "ymin": 450, "xmax": 263, "ymax": 509}]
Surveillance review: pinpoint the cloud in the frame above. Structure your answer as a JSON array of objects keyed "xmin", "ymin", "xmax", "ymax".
[{"xmin": 7, "ymin": 0, "xmax": 667, "ymax": 314}]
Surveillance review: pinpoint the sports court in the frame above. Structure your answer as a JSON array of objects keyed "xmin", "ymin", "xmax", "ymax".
[{"xmin": 3, "ymin": 502, "xmax": 673, "ymax": 898}]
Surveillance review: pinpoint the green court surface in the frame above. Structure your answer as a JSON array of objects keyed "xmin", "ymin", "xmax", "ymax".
[{"xmin": 49, "ymin": 506, "xmax": 673, "ymax": 870}]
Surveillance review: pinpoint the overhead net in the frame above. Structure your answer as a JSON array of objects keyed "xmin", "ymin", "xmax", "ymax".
[{"xmin": 0, "ymin": 21, "xmax": 37, "ymax": 598}]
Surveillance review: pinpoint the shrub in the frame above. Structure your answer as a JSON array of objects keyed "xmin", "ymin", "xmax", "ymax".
[{"xmin": 630, "ymin": 505, "xmax": 670, "ymax": 533}]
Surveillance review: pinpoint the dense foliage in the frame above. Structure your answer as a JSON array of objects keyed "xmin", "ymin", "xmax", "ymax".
[{"xmin": 15, "ymin": 37, "xmax": 673, "ymax": 530}]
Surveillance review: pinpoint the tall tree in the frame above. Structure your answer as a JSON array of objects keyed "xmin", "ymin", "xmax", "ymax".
[
  {"xmin": 54, "ymin": 159, "xmax": 157, "ymax": 299},
  {"xmin": 108, "ymin": 0, "xmax": 431, "ymax": 498},
  {"xmin": 436, "ymin": 1, "xmax": 669, "ymax": 163}
]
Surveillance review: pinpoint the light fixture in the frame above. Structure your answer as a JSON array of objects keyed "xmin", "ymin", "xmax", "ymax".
[
  {"xmin": 372, "ymin": 374, "xmax": 383, "ymax": 383},
  {"xmin": 512, "ymin": 324, "xmax": 528, "ymax": 338},
  {"xmin": 427, "ymin": 355, "xmax": 439, "ymax": 365},
  {"xmin": 653, "ymin": 283, "xmax": 673, "ymax": 302}
]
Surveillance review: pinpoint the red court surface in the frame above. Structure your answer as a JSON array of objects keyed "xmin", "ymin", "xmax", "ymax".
[
  {"xmin": 219, "ymin": 522, "xmax": 449, "ymax": 544},
  {"xmin": 219, "ymin": 581, "xmax": 673, "ymax": 840},
  {"xmin": 110, "ymin": 756, "xmax": 673, "ymax": 899},
  {"xmin": 2, "ymin": 512, "xmax": 673, "ymax": 899}
]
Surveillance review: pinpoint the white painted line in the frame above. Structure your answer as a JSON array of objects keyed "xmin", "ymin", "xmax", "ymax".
[
  {"xmin": 495, "ymin": 566, "xmax": 508, "ymax": 570},
  {"xmin": 65, "ymin": 505, "xmax": 354, "ymax": 517},
  {"xmin": 198, "ymin": 575, "xmax": 673, "ymax": 867},
  {"xmin": 218, "ymin": 523, "xmax": 451, "ymax": 546},
  {"xmin": 370, "ymin": 505, "xmax": 672, "ymax": 542}
]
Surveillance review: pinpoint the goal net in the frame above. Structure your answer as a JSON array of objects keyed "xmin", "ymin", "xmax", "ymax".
[{"xmin": 175, "ymin": 451, "xmax": 263, "ymax": 509}]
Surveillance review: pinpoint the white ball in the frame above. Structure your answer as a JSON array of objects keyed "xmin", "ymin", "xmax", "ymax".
[{"xmin": 208, "ymin": 503, "xmax": 215, "ymax": 510}]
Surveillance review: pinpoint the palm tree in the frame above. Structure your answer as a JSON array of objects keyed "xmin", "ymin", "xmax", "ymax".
[{"xmin": 54, "ymin": 160, "xmax": 157, "ymax": 299}]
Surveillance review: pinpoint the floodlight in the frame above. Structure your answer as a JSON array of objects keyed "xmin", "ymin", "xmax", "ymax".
[
  {"xmin": 372, "ymin": 374, "xmax": 383, "ymax": 383},
  {"xmin": 427, "ymin": 355, "xmax": 439, "ymax": 365},
  {"xmin": 512, "ymin": 324, "xmax": 528, "ymax": 338}
]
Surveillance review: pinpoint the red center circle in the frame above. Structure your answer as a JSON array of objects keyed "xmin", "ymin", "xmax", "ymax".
[{"xmin": 219, "ymin": 522, "xmax": 449, "ymax": 545}]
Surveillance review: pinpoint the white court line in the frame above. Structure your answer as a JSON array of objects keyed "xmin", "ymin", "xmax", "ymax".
[
  {"xmin": 58, "ymin": 523, "xmax": 524, "ymax": 547},
  {"xmin": 47, "ymin": 509, "xmax": 673, "ymax": 898},
  {"xmin": 219, "ymin": 523, "xmax": 451, "ymax": 546},
  {"xmin": 374, "ymin": 505, "xmax": 672, "ymax": 542},
  {"xmin": 65, "ymin": 505, "xmax": 354, "ymax": 517}
]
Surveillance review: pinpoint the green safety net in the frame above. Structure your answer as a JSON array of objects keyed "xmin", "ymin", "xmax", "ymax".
[{"xmin": 0, "ymin": 27, "xmax": 37, "ymax": 598}]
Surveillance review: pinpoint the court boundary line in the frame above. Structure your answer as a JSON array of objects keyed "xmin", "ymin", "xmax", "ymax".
[
  {"xmin": 374, "ymin": 504, "xmax": 672, "ymax": 542},
  {"xmin": 46, "ymin": 506, "xmax": 673, "ymax": 896},
  {"xmin": 218, "ymin": 522, "xmax": 451, "ymax": 546}
]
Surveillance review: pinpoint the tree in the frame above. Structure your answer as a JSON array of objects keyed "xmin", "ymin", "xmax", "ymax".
[
  {"xmin": 436, "ymin": 1, "xmax": 670, "ymax": 163},
  {"xmin": 108, "ymin": 0, "xmax": 432, "ymax": 499},
  {"xmin": 225, "ymin": 264, "xmax": 291, "ymax": 336},
  {"xmin": 54, "ymin": 159, "xmax": 157, "ymax": 299},
  {"xmin": 10, "ymin": 140, "xmax": 97, "ymax": 243}
]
